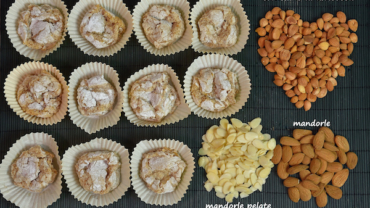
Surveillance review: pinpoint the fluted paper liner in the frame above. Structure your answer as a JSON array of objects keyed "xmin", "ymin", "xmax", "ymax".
[
  {"xmin": 62, "ymin": 138, "xmax": 130, "ymax": 207},
  {"xmin": 131, "ymin": 139, "xmax": 195, "ymax": 205},
  {"xmin": 0, "ymin": 132, "xmax": 62, "ymax": 208},
  {"xmin": 133, "ymin": 0, "xmax": 192, "ymax": 56},
  {"xmin": 123, "ymin": 64, "xmax": 191, "ymax": 127},
  {"xmin": 184, "ymin": 54, "xmax": 251, "ymax": 119},
  {"xmin": 190, "ymin": 0, "xmax": 250, "ymax": 55},
  {"xmin": 4, "ymin": 61, "xmax": 69, "ymax": 125},
  {"xmin": 68, "ymin": 0, "xmax": 133, "ymax": 57},
  {"xmin": 6, "ymin": 0, "xmax": 68, "ymax": 60},
  {"xmin": 68, "ymin": 62, "xmax": 123, "ymax": 134}
]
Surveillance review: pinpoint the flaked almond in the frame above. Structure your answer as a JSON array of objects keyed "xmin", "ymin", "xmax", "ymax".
[
  {"xmin": 302, "ymin": 144, "xmax": 315, "ymax": 158},
  {"xmin": 293, "ymin": 129, "xmax": 312, "ymax": 140},
  {"xmin": 284, "ymin": 177, "xmax": 300, "ymax": 187},
  {"xmin": 337, "ymin": 149, "xmax": 348, "ymax": 164},
  {"xmin": 301, "ymin": 180, "xmax": 319, "ymax": 190},
  {"xmin": 319, "ymin": 127, "xmax": 335, "ymax": 143},
  {"xmin": 271, "ymin": 144, "xmax": 282, "ymax": 164},
  {"xmin": 277, "ymin": 161, "xmax": 289, "ymax": 179},
  {"xmin": 335, "ymin": 135, "xmax": 350, "ymax": 152},
  {"xmin": 313, "ymin": 131, "xmax": 325, "ymax": 150},
  {"xmin": 332, "ymin": 168, "xmax": 349, "ymax": 188},
  {"xmin": 280, "ymin": 136, "xmax": 301, "ymax": 146},
  {"xmin": 299, "ymin": 169, "xmax": 311, "ymax": 181},
  {"xmin": 310, "ymin": 158, "xmax": 321, "ymax": 174},
  {"xmin": 321, "ymin": 171, "xmax": 334, "ymax": 184},
  {"xmin": 346, "ymin": 152, "xmax": 358, "ymax": 169},
  {"xmin": 288, "ymin": 165, "xmax": 309, "ymax": 174},
  {"xmin": 316, "ymin": 190, "xmax": 328, "ymax": 207},
  {"xmin": 326, "ymin": 162, "xmax": 343, "ymax": 172},
  {"xmin": 325, "ymin": 185, "xmax": 343, "ymax": 199},
  {"xmin": 297, "ymin": 184, "xmax": 311, "ymax": 202},
  {"xmin": 282, "ymin": 145, "xmax": 293, "ymax": 163},
  {"xmin": 288, "ymin": 187, "xmax": 300, "ymax": 203},
  {"xmin": 315, "ymin": 148, "xmax": 337, "ymax": 162}
]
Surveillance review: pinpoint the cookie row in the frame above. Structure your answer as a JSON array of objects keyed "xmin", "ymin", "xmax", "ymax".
[
  {"xmin": 0, "ymin": 132, "xmax": 195, "ymax": 207},
  {"xmin": 6, "ymin": 0, "xmax": 250, "ymax": 60}
]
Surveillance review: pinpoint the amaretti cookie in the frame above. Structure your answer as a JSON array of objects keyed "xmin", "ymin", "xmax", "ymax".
[
  {"xmin": 191, "ymin": 68, "xmax": 239, "ymax": 112},
  {"xmin": 140, "ymin": 147, "xmax": 186, "ymax": 194},
  {"xmin": 129, "ymin": 72, "xmax": 180, "ymax": 122},
  {"xmin": 142, "ymin": 4, "xmax": 185, "ymax": 49},
  {"xmin": 11, "ymin": 145, "xmax": 58, "ymax": 192},
  {"xmin": 80, "ymin": 4, "xmax": 126, "ymax": 49},
  {"xmin": 75, "ymin": 151, "xmax": 121, "ymax": 195},
  {"xmin": 77, "ymin": 75, "xmax": 117, "ymax": 117},
  {"xmin": 17, "ymin": 4, "xmax": 64, "ymax": 50},
  {"xmin": 198, "ymin": 6, "xmax": 238, "ymax": 48},
  {"xmin": 17, "ymin": 70, "xmax": 62, "ymax": 118}
]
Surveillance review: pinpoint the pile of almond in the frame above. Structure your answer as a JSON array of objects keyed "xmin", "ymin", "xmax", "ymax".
[
  {"xmin": 255, "ymin": 8, "xmax": 358, "ymax": 111},
  {"xmin": 273, "ymin": 127, "xmax": 358, "ymax": 207}
]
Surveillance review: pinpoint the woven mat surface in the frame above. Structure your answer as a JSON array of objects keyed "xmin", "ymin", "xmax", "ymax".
[{"xmin": 0, "ymin": 0, "xmax": 369, "ymax": 207}]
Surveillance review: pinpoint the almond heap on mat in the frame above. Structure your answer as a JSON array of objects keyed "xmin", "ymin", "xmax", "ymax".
[
  {"xmin": 273, "ymin": 127, "xmax": 358, "ymax": 207},
  {"xmin": 256, "ymin": 7, "xmax": 358, "ymax": 111}
]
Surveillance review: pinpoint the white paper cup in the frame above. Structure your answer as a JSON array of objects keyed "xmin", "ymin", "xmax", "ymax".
[
  {"xmin": 62, "ymin": 138, "xmax": 130, "ymax": 207},
  {"xmin": 4, "ymin": 61, "xmax": 69, "ymax": 125},
  {"xmin": 123, "ymin": 64, "xmax": 191, "ymax": 127},
  {"xmin": 131, "ymin": 139, "xmax": 195, "ymax": 205},
  {"xmin": 0, "ymin": 132, "xmax": 62, "ymax": 208},
  {"xmin": 68, "ymin": 62, "xmax": 123, "ymax": 134},
  {"xmin": 133, "ymin": 0, "xmax": 192, "ymax": 56},
  {"xmin": 190, "ymin": 0, "xmax": 250, "ymax": 55},
  {"xmin": 6, "ymin": 0, "xmax": 68, "ymax": 60},
  {"xmin": 184, "ymin": 54, "xmax": 251, "ymax": 119},
  {"xmin": 68, "ymin": 0, "xmax": 133, "ymax": 57}
]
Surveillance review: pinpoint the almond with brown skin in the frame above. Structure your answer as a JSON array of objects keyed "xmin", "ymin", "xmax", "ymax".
[
  {"xmin": 327, "ymin": 162, "xmax": 343, "ymax": 172},
  {"xmin": 312, "ymin": 182, "xmax": 326, "ymax": 197},
  {"xmin": 301, "ymin": 180, "xmax": 319, "ymax": 190},
  {"xmin": 293, "ymin": 129, "xmax": 312, "ymax": 140},
  {"xmin": 310, "ymin": 158, "xmax": 321, "ymax": 174},
  {"xmin": 323, "ymin": 142, "xmax": 339, "ymax": 152},
  {"xmin": 284, "ymin": 177, "xmax": 300, "ymax": 187},
  {"xmin": 337, "ymin": 149, "xmax": 348, "ymax": 164},
  {"xmin": 319, "ymin": 127, "xmax": 335, "ymax": 143},
  {"xmin": 315, "ymin": 148, "xmax": 337, "ymax": 162},
  {"xmin": 302, "ymin": 155, "xmax": 311, "ymax": 165},
  {"xmin": 316, "ymin": 190, "xmax": 328, "ymax": 207},
  {"xmin": 305, "ymin": 174, "xmax": 322, "ymax": 184},
  {"xmin": 277, "ymin": 161, "xmax": 290, "ymax": 179},
  {"xmin": 288, "ymin": 187, "xmax": 300, "ymax": 203},
  {"xmin": 271, "ymin": 144, "xmax": 282, "ymax": 164},
  {"xmin": 325, "ymin": 185, "xmax": 343, "ymax": 199},
  {"xmin": 313, "ymin": 131, "xmax": 325, "ymax": 150},
  {"xmin": 288, "ymin": 165, "xmax": 309, "ymax": 174},
  {"xmin": 321, "ymin": 171, "xmax": 334, "ymax": 184},
  {"xmin": 317, "ymin": 157, "xmax": 328, "ymax": 175},
  {"xmin": 335, "ymin": 135, "xmax": 350, "ymax": 152},
  {"xmin": 346, "ymin": 152, "xmax": 358, "ymax": 169},
  {"xmin": 300, "ymin": 169, "xmax": 311, "ymax": 181},
  {"xmin": 300, "ymin": 135, "xmax": 314, "ymax": 144},
  {"xmin": 302, "ymin": 144, "xmax": 315, "ymax": 158},
  {"xmin": 280, "ymin": 136, "xmax": 301, "ymax": 146},
  {"xmin": 292, "ymin": 145, "xmax": 302, "ymax": 154},
  {"xmin": 332, "ymin": 168, "xmax": 349, "ymax": 187},
  {"xmin": 297, "ymin": 184, "xmax": 311, "ymax": 201},
  {"xmin": 289, "ymin": 153, "xmax": 305, "ymax": 166},
  {"xmin": 282, "ymin": 145, "xmax": 293, "ymax": 163}
]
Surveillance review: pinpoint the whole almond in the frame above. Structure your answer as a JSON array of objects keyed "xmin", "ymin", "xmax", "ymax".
[
  {"xmin": 323, "ymin": 142, "xmax": 339, "ymax": 152},
  {"xmin": 337, "ymin": 149, "xmax": 348, "ymax": 164},
  {"xmin": 293, "ymin": 129, "xmax": 312, "ymax": 140},
  {"xmin": 292, "ymin": 145, "xmax": 302, "ymax": 154},
  {"xmin": 315, "ymin": 148, "xmax": 337, "ymax": 162},
  {"xmin": 327, "ymin": 162, "xmax": 343, "ymax": 172},
  {"xmin": 347, "ymin": 19, "xmax": 358, "ymax": 32},
  {"xmin": 321, "ymin": 171, "xmax": 334, "ymax": 184},
  {"xmin": 284, "ymin": 177, "xmax": 300, "ymax": 187},
  {"xmin": 300, "ymin": 135, "xmax": 314, "ymax": 144},
  {"xmin": 312, "ymin": 183, "xmax": 326, "ymax": 197},
  {"xmin": 288, "ymin": 187, "xmax": 300, "ymax": 203},
  {"xmin": 284, "ymin": 37, "xmax": 295, "ymax": 49},
  {"xmin": 297, "ymin": 184, "xmax": 311, "ymax": 201},
  {"xmin": 316, "ymin": 190, "xmax": 328, "ymax": 207},
  {"xmin": 280, "ymin": 136, "xmax": 301, "ymax": 146},
  {"xmin": 319, "ymin": 127, "xmax": 335, "ymax": 143},
  {"xmin": 289, "ymin": 153, "xmax": 305, "ymax": 166},
  {"xmin": 302, "ymin": 155, "xmax": 311, "ymax": 165},
  {"xmin": 306, "ymin": 174, "xmax": 322, "ymax": 185},
  {"xmin": 288, "ymin": 165, "xmax": 309, "ymax": 174},
  {"xmin": 272, "ymin": 144, "xmax": 282, "ymax": 164},
  {"xmin": 332, "ymin": 168, "xmax": 349, "ymax": 187},
  {"xmin": 310, "ymin": 158, "xmax": 321, "ymax": 174},
  {"xmin": 271, "ymin": 19, "xmax": 285, "ymax": 28},
  {"xmin": 325, "ymin": 185, "xmax": 343, "ymax": 199},
  {"xmin": 299, "ymin": 169, "xmax": 311, "ymax": 181},
  {"xmin": 322, "ymin": 13, "xmax": 333, "ymax": 22},
  {"xmin": 335, "ymin": 135, "xmax": 350, "ymax": 152},
  {"xmin": 346, "ymin": 152, "xmax": 358, "ymax": 169},
  {"xmin": 301, "ymin": 180, "xmax": 319, "ymax": 190},
  {"xmin": 313, "ymin": 131, "xmax": 325, "ymax": 150},
  {"xmin": 317, "ymin": 158, "xmax": 328, "ymax": 175},
  {"xmin": 282, "ymin": 145, "xmax": 293, "ymax": 163},
  {"xmin": 272, "ymin": 40, "xmax": 284, "ymax": 49},
  {"xmin": 337, "ymin": 11, "xmax": 346, "ymax": 23},
  {"xmin": 277, "ymin": 161, "xmax": 289, "ymax": 179},
  {"xmin": 302, "ymin": 144, "xmax": 315, "ymax": 158}
]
